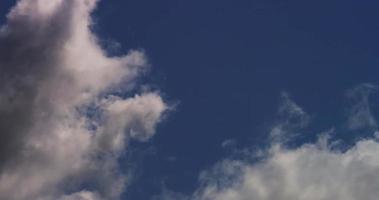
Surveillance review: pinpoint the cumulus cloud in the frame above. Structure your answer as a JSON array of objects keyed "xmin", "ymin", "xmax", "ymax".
[
  {"xmin": 193, "ymin": 137, "xmax": 379, "ymax": 200},
  {"xmin": 174, "ymin": 90, "xmax": 379, "ymax": 200},
  {"xmin": 0, "ymin": 0, "xmax": 167, "ymax": 199}
]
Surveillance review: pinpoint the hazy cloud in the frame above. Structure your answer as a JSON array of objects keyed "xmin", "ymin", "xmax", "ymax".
[{"xmin": 346, "ymin": 83, "xmax": 377, "ymax": 130}]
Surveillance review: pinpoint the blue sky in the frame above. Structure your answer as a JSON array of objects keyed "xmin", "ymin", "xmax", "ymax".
[
  {"xmin": 92, "ymin": 0, "xmax": 379, "ymax": 199},
  {"xmin": 1, "ymin": 0, "xmax": 379, "ymax": 200}
]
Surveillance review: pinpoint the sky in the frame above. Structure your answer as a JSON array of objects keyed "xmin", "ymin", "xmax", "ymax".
[{"xmin": 0, "ymin": 0, "xmax": 379, "ymax": 200}]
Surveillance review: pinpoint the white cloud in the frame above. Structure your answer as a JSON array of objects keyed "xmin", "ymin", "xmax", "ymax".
[
  {"xmin": 184, "ymin": 90, "xmax": 379, "ymax": 200},
  {"xmin": 95, "ymin": 93, "xmax": 167, "ymax": 152},
  {"xmin": 193, "ymin": 136, "xmax": 379, "ymax": 200},
  {"xmin": 58, "ymin": 191, "xmax": 103, "ymax": 200},
  {"xmin": 0, "ymin": 0, "xmax": 167, "ymax": 200}
]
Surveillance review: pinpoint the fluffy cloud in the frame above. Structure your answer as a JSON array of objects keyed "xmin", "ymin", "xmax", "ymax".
[
  {"xmin": 0, "ymin": 0, "xmax": 167, "ymax": 199},
  {"xmin": 187, "ymin": 92, "xmax": 379, "ymax": 200},
  {"xmin": 193, "ymin": 137, "xmax": 379, "ymax": 200}
]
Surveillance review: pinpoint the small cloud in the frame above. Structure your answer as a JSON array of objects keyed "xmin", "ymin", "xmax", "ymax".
[
  {"xmin": 221, "ymin": 139, "xmax": 237, "ymax": 149},
  {"xmin": 346, "ymin": 83, "xmax": 377, "ymax": 130},
  {"xmin": 269, "ymin": 92, "xmax": 310, "ymax": 143},
  {"xmin": 374, "ymin": 131, "xmax": 379, "ymax": 139}
]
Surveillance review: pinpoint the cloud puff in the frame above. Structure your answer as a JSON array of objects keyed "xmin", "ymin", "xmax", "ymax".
[
  {"xmin": 185, "ymin": 91, "xmax": 379, "ymax": 200},
  {"xmin": 0, "ymin": 0, "xmax": 167, "ymax": 199}
]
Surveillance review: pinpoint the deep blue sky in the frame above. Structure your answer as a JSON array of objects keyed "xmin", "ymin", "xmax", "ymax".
[{"xmin": 2, "ymin": 0, "xmax": 379, "ymax": 199}]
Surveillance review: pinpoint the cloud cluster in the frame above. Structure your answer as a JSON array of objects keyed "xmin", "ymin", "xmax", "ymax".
[
  {"xmin": 0, "ymin": 0, "xmax": 167, "ymax": 199},
  {"xmin": 187, "ymin": 89, "xmax": 379, "ymax": 200},
  {"xmin": 193, "ymin": 137, "xmax": 379, "ymax": 200}
]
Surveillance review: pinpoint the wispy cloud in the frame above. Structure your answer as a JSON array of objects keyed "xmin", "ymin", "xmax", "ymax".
[
  {"xmin": 346, "ymin": 83, "xmax": 377, "ymax": 130},
  {"xmin": 269, "ymin": 92, "xmax": 310, "ymax": 143}
]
